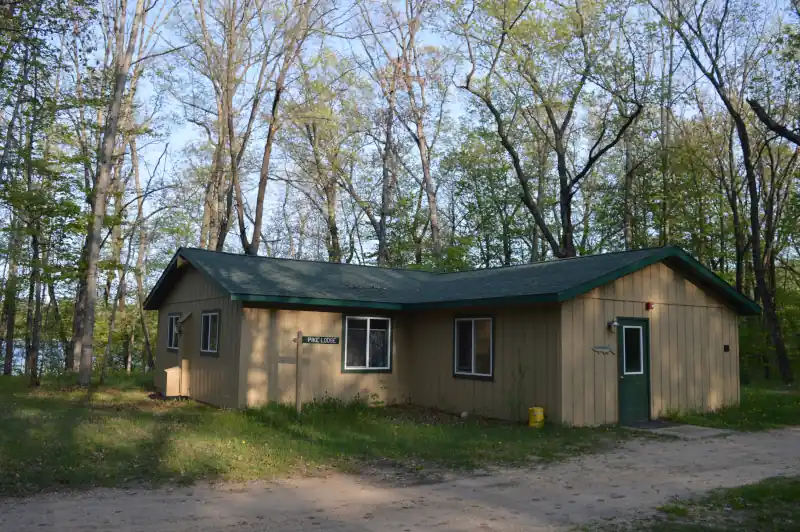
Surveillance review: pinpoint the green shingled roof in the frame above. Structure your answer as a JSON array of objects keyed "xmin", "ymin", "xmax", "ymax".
[{"xmin": 143, "ymin": 246, "xmax": 760, "ymax": 315}]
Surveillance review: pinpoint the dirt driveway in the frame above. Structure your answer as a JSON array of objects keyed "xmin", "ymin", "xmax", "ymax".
[{"xmin": 1, "ymin": 427, "xmax": 798, "ymax": 532}]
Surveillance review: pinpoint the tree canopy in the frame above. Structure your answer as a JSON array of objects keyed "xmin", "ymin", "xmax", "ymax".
[{"xmin": 0, "ymin": 0, "xmax": 798, "ymax": 383}]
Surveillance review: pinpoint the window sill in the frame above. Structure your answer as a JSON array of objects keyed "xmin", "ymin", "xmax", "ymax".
[
  {"xmin": 199, "ymin": 351, "xmax": 219, "ymax": 357},
  {"xmin": 342, "ymin": 367, "xmax": 392, "ymax": 374},
  {"xmin": 453, "ymin": 372, "xmax": 494, "ymax": 382},
  {"xmin": 167, "ymin": 347, "xmax": 179, "ymax": 353}
]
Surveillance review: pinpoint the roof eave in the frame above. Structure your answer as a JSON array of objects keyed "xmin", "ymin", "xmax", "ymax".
[
  {"xmin": 232, "ymin": 292, "xmax": 562, "ymax": 311},
  {"xmin": 146, "ymin": 245, "xmax": 760, "ymax": 317}
]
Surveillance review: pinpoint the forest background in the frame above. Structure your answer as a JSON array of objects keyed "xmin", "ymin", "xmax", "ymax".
[{"xmin": 0, "ymin": 0, "xmax": 798, "ymax": 386}]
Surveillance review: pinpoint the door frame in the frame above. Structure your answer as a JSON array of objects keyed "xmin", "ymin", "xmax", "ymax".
[{"xmin": 616, "ymin": 317, "xmax": 651, "ymax": 423}]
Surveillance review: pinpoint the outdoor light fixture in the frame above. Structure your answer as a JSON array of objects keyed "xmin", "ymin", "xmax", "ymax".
[
  {"xmin": 646, "ymin": 301, "xmax": 655, "ymax": 311},
  {"xmin": 607, "ymin": 319, "xmax": 619, "ymax": 331}
]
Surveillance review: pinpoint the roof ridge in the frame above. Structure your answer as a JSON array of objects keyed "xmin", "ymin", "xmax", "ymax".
[
  {"xmin": 179, "ymin": 245, "xmax": 676, "ymax": 277},
  {"xmin": 178, "ymin": 247, "xmax": 440, "ymax": 276},
  {"xmin": 441, "ymin": 245, "xmax": 676, "ymax": 275}
]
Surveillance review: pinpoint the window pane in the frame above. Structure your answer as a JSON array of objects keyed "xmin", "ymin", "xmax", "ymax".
[
  {"xmin": 209, "ymin": 314, "xmax": 219, "ymax": 352},
  {"xmin": 348, "ymin": 318, "xmax": 368, "ymax": 330},
  {"xmin": 455, "ymin": 320, "xmax": 473, "ymax": 372},
  {"xmin": 474, "ymin": 319, "xmax": 491, "ymax": 375},
  {"xmin": 624, "ymin": 327, "xmax": 642, "ymax": 374},
  {"xmin": 346, "ymin": 319, "xmax": 367, "ymax": 367},
  {"xmin": 369, "ymin": 325, "xmax": 389, "ymax": 368},
  {"xmin": 201, "ymin": 315, "xmax": 209, "ymax": 351},
  {"xmin": 169, "ymin": 317, "xmax": 179, "ymax": 348},
  {"xmin": 370, "ymin": 318, "xmax": 389, "ymax": 331}
]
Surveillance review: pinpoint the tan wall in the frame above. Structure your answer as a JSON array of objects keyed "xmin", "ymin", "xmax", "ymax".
[
  {"xmin": 154, "ymin": 267, "xmax": 242, "ymax": 408},
  {"xmin": 238, "ymin": 308, "xmax": 410, "ymax": 408},
  {"xmin": 407, "ymin": 305, "xmax": 562, "ymax": 422},
  {"xmin": 561, "ymin": 262, "xmax": 740, "ymax": 426}
]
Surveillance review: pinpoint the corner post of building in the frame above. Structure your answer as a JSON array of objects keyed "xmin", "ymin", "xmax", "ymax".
[{"xmin": 293, "ymin": 330, "xmax": 303, "ymax": 415}]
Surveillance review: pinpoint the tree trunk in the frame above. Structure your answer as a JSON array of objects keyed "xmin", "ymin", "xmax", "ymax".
[
  {"xmin": 200, "ymin": 180, "xmax": 212, "ymax": 248},
  {"xmin": 100, "ymin": 266, "xmax": 127, "ymax": 384},
  {"xmin": 78, "ymin": 0, "xmax": 148, "ymax": 387},
  {"xmin": 131, "ymin": 138, "xmax": 154, "ymax": 371},
  {"xmin": 418, "ymin": 145, "xmax": 441, "ymax": 261},
  {"xmin": 27, "ymin": 231, "xmax": 42, "ymax": 386},
  {"xmin": 304, "ymin": 122, "xmax": 343, "ymax": 263},
  {"xmin": 101, "ymin": 211, "xmax": 135, "ymax": 384},
  {"xmin": 23, "ymin": 285, "xmax": 32, "ymax": 376},
  {"xmin": 377, "ymin": 122, "xmax": 394, "ymax": 267},
  {"xmin": 733, "ymin": 112, "xmax": 793, "ymax": 383},
  {"xmin": 502, "ymin": 221, "xmax": 512, "ymax": 266},
  {"xmin": 325, "ymin": 183, "xmax": 342, "ymax": 263},
  {"xmin": 622, "ymin": 132, "xmax": 634, "ymax": 250},
  {"xmin": 733, "ymin": 214, "xmax": 744, "ymax": 293},
  {"xmin": 2, "ymin": 218, "xmax": 20, "ymax": 376},
  {"xmin": 200, "ymin": 138, "xmax": 224, "ymax": 249},
  {"xmin": 531, "ymin": 152, "xmax": 546, "ymax": 262},
  {"xmin": 411, "ymin": 184, "xmax": 426, "ymax": 265},
  {"xmin": 215, "ymin": 180, "xmax": 234, "ymax": 251},
  {"xmin": 138, "ymin": 304, "xmax": 153, "ymax": 371},
  {"xmin": 68, "ymin": 253, "xmax": 86, "ymax": 372},
  {"xmin": 0, "ymin": 44, "xmax": 31, "ymax": 180},
  {"xmin": 234, "ymin": 19, "xmax": 309, "ymax": 257},
  {"xmin": 554, "ymin": 134, "xmax": 577, "ymax": 257},
  {"xmin": 105, "ymin": 163, "xmax": 126, "ymax": 304},
  {"xmin": 124, "ymin": 326, "xmax": 134, "ymax": 374},
  {"xmin": 47, "ymin": 282, "xmax": 69, "ymax": 366},
  {"xmin": 376, "ymin": 67, "xmax": 398, "ymax": 268},
  {"xmin": 659, "ymin": 18, "xmax": 674, "ymax": 245}
]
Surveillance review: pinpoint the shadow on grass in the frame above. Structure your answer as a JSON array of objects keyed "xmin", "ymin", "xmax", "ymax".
[
  {"xmin": 1, "ymin": 375, "xmax": 631, "ymax": 497},
  {"xmin": 245, "ymin": 399, "xmax": 631, "ymax": 470},
  {"xmin": 0, "ymin": 376, "xmax": 227, "ymax": 496}
]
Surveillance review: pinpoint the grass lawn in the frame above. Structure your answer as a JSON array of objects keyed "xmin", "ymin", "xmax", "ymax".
[
  {"xmin": 640, "ymin": 475, "xmax": 800, "ymax": 531},
  {"xmin": 0, "ymin": 374, "xmax": 632, "ymax": 496},
  {"xmin": 663, "ymin": 385, "xmax": 800, "ymax": 431}
]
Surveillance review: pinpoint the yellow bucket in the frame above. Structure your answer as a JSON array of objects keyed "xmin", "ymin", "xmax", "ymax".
[{"xmin": 528, "ymin": 406, "xmax": 544, "ymax": 428}]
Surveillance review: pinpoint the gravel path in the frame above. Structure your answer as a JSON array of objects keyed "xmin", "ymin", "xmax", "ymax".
[{"xmin": 1, "ymin": 427, "xmax": 798, "ymax": 532}]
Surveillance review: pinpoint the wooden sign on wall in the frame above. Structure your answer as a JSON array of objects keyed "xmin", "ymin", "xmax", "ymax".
[{"xmin": 302, "ymin": 336, "xmax": 340, "ymax": 345}]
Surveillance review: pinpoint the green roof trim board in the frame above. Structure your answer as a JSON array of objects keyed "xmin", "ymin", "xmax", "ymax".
[{"xmin": 143, "ymin": 246, "xmax": 761, "ymax": 315}]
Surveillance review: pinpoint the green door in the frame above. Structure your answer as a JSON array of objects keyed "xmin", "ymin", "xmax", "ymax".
[{"xmin": 617, "ymin": 318, "xmax": 650, "ymax": 424}]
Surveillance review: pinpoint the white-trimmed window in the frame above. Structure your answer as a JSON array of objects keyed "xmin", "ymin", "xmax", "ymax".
[
  {"xmin": 167, "ymin": 314, "xmax": 180, "ymax": 350},
  {"xmin": 622, "ymin": 325, "xmax": 644, "ymax": 375},
  {"xmin": 344, "ymin": 316, "xmax": 391, "ymax": 371},
  {"xmin": 200, "ymin": 311, "xmax": 220, "ymax": 354},
  {"xmin": 454, "ymin": 317, "xmax": 493, "ymax": 378}
]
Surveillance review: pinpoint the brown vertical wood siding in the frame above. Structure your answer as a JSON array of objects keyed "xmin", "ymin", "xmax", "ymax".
[
  {"xmin": 151, "ymin": 258, "xmax": 741, "ymax": 425},
  {"xmin": 560, "ymin": 262, "xmax": 740, "ymax": 426},
  {"xmin": 407, "ymin": 305, "xmax": 562, "ymax": 422},
  {"xmin": 153, "ymin": 267, "xmax": 242, "ymax": 408},
  {"xmin": 238, "ymin": 308, "xmax": 410, "ymax": 408}
]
